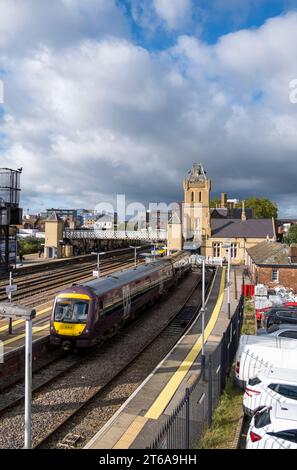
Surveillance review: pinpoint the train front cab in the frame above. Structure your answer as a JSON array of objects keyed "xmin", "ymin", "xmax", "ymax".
[{"xmin": 50, "ymin": 291, "xmax": 97, "ymax": 348}]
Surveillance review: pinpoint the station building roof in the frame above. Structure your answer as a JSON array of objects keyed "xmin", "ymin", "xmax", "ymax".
[
  {"xmin": 211, "ymin": 218, "xmax": 275, "ymax": 239},
  {"xmin": 247, "ymin": 241, "xmax": 297, "ymax": 266}
]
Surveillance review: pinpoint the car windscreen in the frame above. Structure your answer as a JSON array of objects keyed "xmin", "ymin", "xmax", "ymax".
[
  {"xmin": 54, "ymin": 298, "xmax": 89, "ymax": 324},
  {"xmin": 254, "ymin": 408, "xmax": 271, "ymax": 429}
]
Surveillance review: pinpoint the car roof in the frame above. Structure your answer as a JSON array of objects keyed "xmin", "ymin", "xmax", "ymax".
[
  {"xmin": 271, "ymin": 402, "xmax": 297, "ymax": 424},
  {"xmin": 266, "ymin": 307, "xmax": 297, "ymax": 314},
  {"xmin": 258, "ymin": 367, "xmax": 297, "ymax": 383},
  {"xmin": 275, "ymin": 324, "xmax": 297, "ymax": 332}
]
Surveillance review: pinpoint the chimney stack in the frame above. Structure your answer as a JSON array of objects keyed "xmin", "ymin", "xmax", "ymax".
[
  {"xmin": 241, "ymin": 200, "xmax": 247, "ymax": 221},
  {"xmin": 221, "ymin": 192, "xmax": 227, "ymax": 209}
]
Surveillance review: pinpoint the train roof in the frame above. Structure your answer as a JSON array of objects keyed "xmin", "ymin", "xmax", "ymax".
[{"xmin": 82, "ymin": 259, "xmax": 172, "ymax": 296}]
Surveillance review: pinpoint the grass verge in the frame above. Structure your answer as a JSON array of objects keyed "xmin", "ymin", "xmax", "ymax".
[{"xmin": 196, "ymin": 297, "xmax": 256, "ymax": 449}]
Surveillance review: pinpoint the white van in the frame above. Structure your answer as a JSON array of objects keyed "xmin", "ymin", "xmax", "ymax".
[{"xmin": 235, "ymin": 335, "xmax": 297, "ymax": 388}]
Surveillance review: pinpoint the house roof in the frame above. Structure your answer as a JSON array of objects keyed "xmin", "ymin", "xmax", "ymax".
[
  {"xmin": 46, "ymin": 211, "xmax": 62, "ymax": 222},
  {"xmin": 211, "ymin": 218, "xmax": 275, "ymax": 239},
  {"xmin": 247, "ymin": 241, "xmax": 296, "ymax": 266}
]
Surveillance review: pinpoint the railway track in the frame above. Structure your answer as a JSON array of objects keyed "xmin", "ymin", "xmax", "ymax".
[
  {"xmin": 0, "ymin": 269, "xmax": 214, "ymax": 449},
  {"xmin": 8, "ymin": 257, "xmax": 140, "ymax": 308},
  {"xmin": 0, "ymin": 247, "xmax": 148, "ymax": 303},
  {"xmin": 0, "ymin": 252, "xmax": 146, "ymax": 308}
]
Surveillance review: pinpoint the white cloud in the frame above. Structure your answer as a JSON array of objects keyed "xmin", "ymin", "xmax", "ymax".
[
  {"xmin": 1, "ymin": 5, "xmax": 297, "ymax": 215},
  {"xmin": 0, "ymin": 0, "xmax": 129, "ymax": 52},
  {"xmin": 153, "ymin": 0, "xmax": 192, "ymax": 29}
]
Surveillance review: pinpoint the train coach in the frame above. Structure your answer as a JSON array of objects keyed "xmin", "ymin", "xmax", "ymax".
[{"xmin": 50, "ymin": 251, "xmax": 190, "ymax": 349}]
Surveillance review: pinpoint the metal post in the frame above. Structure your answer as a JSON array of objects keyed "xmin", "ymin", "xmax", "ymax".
[
  {"xmin": 201, "ymin": 259, "xmax": 206, "ymax": 380},
  {"xmin": 8, "ymin": 271, "xmax": 13, "ymax": 334},
  {"xmin": 24, "ymin": 319, "xmax": 32, "ymax": 449},
  {"xmin": 242, "ymin": 271, "xmax": 245, "ymax": 315},
  {"xmin": 208, "ymin": 356, "xmax": 213, "ymax": 427},
  {"xmin": 97, "ymin": 253, "xmax": 100, "ymax": 279},
  {"xmin": 227, "ymin": 247, "xmax": 231, "ymax": 320},
  {"xmin": 134, "ymin": 247, "xmax": 137, "ymax": 269},
  {"xmin": 185, "ymin": 388, "xmax": 190, "ymax": 449}
]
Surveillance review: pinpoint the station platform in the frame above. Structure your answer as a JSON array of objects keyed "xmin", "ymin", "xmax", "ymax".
[
  {"xmin": 0, "ymin": 301, "xmax": 51, "ymax": 355},
  {"xmin": 85, "ymin": 265, "xmax": 243, "ymax": 449}
]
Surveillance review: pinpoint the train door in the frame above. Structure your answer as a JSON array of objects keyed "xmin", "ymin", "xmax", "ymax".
[{"xmin": 122, "ymin": 284, "xmax": 132, "ymax": 319}]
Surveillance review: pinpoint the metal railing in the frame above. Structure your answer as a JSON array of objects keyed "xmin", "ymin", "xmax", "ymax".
[
  {"xmin": 64, "ymin": 228, "xmax": 168, "ymax": 241},
  {"xmin": 149, "ymin": 298, "xmax": 244, "ymax": 449}
]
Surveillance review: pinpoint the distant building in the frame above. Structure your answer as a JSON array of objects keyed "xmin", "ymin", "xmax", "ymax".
[
  {"xmin": 247, "ymin": 241, "xmax": 297, "ymax": 292},
  {"xmin": 94, "ymin": 213, "xmax": 116, "ymax": 230},
  {"xmin": 46, "ymin": 208, "xmax": 78, "ymax": 219}
]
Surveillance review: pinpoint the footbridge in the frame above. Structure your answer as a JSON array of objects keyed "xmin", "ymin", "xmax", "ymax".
[{"xmin": 64, "ymin": 229, "xmax": 168, "ymax": 242}]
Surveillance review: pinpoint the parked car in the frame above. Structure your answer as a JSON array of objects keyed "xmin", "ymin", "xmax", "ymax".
[
  {"xmin": 257, "ymin": 324, "xmax": 297, "ymax": 339},
  {"xmin": 243, "ymin": 368, "xmax": 297, "ymax": 416},
  {"xmin": 234, "ymin": 335, "xmax": 297, "ymax": 388},
  {"xmin": 256, "ymin": 304, "xmax": 297, "ymax": 324},
  {"xmin": 261, "ymin": 308, "xmax": 297, "ymax": 329},
  {"xmin": 246, "ymin": 403, "xmax": 297, "ymax": 449}
]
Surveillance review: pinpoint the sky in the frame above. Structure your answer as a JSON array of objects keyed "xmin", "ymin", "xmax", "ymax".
[{"xmin": 1, "ymin": 0, "xmax": 297, "ymax": 216}]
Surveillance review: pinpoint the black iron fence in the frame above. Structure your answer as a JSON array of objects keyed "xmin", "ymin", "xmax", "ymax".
[{"xmin": 149, "ymin": 297, "xmax": 244, "ymax": 449}]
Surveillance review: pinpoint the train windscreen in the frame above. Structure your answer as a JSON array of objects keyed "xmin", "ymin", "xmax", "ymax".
[{"xmin": 54, "ymin": 298, "xmax": 89, "ymax": 323}]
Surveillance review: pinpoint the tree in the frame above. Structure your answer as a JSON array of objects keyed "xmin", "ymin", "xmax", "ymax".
[
  {"xmin": 284, "ymin": 225, "xmax": 297, "ymax": 245},
  {"xmin": 210, "ymin": 198, "xmax": 221, "ymax": 208},
  {"xmin": 17, "ymin": 236, "xmax": 44, "ymax": 255},
  {"xmin": 244, "ymin": 197, "xmax": 278, "ymax": 219}
]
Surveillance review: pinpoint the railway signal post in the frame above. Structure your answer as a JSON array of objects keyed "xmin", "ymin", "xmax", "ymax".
[{"xmin": 0, "ymin": 303, "xmax": 36, "ymax": 448}]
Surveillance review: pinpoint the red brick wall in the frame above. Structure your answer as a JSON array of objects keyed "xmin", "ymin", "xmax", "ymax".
[{"xmin": 253, "ymin": 266, "xmax": 297, "ymax": 292}]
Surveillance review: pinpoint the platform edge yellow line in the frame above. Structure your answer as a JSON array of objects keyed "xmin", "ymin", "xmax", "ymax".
[
  {"xmin": 113, "ymin": 416, "xmax": 148, "ymax": 449},
  {"xmin": 145, "ymin": 267, "xmax": 226, "ymax": 420}
]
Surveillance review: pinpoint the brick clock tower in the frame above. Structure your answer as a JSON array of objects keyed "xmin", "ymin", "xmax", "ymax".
[{"xmin": 183, "ymin": 163, "xmax": 211, "ymax": 253}]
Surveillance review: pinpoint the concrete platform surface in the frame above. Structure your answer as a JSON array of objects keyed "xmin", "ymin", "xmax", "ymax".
[{"xmin": 86, "ymin": 266, "xmax": 243, "ymax": 450}]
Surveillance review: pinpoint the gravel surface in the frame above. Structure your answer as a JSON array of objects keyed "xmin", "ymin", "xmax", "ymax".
[{"xmin": 0, "ymin": 271, "xmax": 204, "ymax": 449}]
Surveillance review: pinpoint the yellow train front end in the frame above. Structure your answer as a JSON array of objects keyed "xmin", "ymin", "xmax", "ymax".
[{"xmin": 50, "ymin": 290, "xmax": 95, "ymax": 348}]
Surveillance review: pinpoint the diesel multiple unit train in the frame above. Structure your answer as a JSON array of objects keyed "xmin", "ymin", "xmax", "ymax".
[{"xmin": 50, "ymin": 252, "xmax": 191, "ymax": 349}]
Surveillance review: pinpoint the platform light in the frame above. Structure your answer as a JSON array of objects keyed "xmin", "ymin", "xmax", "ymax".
[
  {"xmin": 222, "ymin": 241, "xmax": 232, "ymax": 320},
  {"xmin": 91, "ymin": 251, "xmax": 106, "ymax": 278},
  {"xmin": 201, "ymin": 258, "xmax": 206, "ymax": 380},
  {"xmin": 0, "ymin": 302, "xmax": 36, "ymax": 449},
  {"xmin": 129, "ymin": 245, "xmax": 142, "ymax": 269}
]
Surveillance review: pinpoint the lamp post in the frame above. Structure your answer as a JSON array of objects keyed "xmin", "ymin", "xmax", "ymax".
[
  {"xmin": 152, "ymin": 243, "xmax": 157, "ymax": 261},
  {"xmin": 222, "ymin": 241, "xmax": 232, "ymax": 320},
  {"xmin": 0, "ymin": 303, "xmax": 36, "ymax": 448},
  {"xmin": 8, "ymin": 272, "xmax": 13, "ymax": 334},
  {"xmin": 91, "ymin": 252, "xmax": 105, "ymax": 278},
  {"xmin": 201, "ymin": 258, "xmax": 206, "ymax": 379},
  {"xmin": 129, "ymin": 245, "xmax": 141, "ymax": 269}
]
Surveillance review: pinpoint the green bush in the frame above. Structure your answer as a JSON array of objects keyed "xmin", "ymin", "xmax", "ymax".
[{"xmin": 18, "ymin": 237, "xmax": 43, "ymax": 255}]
